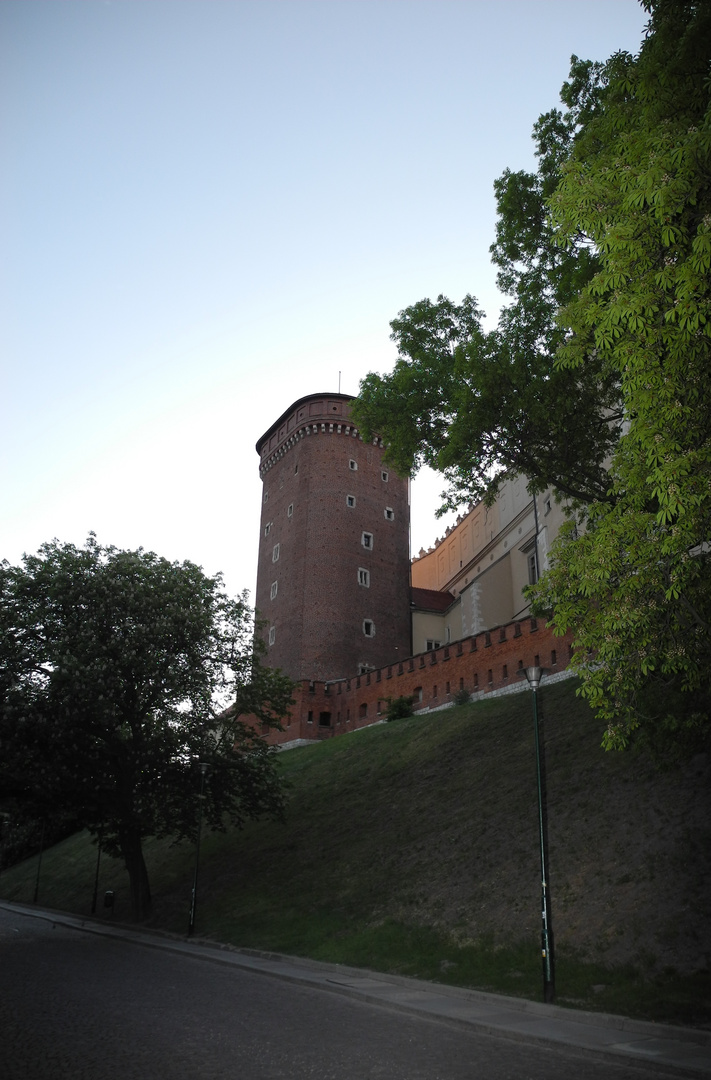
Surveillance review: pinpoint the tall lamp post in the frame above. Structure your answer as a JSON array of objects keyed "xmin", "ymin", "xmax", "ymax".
[
  {"xmin": 33, "ymin": 819, "xmax": 46, "ymax": 905},
  {"xmin": 91, "ymin": 824, "xmax": 104, "ymax": 916},
  {"xmin": 518, "ymin": 665, "xmax": 555, "ymax": 1003},
  {"xmin": 187, "ymin": 762, "xmax": 208, "ymax": 938}
]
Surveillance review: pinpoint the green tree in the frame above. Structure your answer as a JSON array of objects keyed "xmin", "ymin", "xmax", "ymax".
[
  {"xmin": 531, "ymin": 0, "xmax": 711, "ymax": 749},
  {"xmin": 352, "ymin": 57, "xmax": 622, "ymax": 512},
  {"xmin": 0, "ymin": 536, "xmax": 294, "ymax": 920},
  {"xmin": 353, "ymin": 0, "xmax": 711, "ymax": 750}
]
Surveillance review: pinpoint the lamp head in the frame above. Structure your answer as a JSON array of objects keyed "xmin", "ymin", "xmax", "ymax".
[{"xmin": 517, "ymin": 665, "xmax": 548, "ymax": 690}]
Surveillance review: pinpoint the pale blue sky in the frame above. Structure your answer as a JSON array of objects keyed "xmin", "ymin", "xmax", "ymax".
[{"xmin": 1, "ymin": 0, "xmax": 649, "ymax": 599}]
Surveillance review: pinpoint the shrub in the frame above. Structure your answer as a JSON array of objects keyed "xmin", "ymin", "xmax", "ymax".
[{"xmin": 385, "ymin": 696, "xmax": 414, "ymax": 721}]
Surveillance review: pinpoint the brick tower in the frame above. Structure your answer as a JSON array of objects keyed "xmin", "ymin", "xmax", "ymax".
[{"xmin": 255, "ymin": 393, "xmax": 412, "ymax": 682}]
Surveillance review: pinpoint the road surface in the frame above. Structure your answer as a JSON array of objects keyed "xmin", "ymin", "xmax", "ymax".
[{"xmin": 0, "ymin": 906, "xmax": 689, "ymax": 1080}]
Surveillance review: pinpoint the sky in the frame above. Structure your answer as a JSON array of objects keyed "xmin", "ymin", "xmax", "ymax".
[{"xmin": 1, "ymin": 0, "xmax": 650, "ymax": 602}]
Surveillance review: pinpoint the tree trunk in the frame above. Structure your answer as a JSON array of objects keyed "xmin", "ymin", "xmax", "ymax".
[{"xmin": 119, "ymin": 825, "xmax": 152, "ymax": 921}]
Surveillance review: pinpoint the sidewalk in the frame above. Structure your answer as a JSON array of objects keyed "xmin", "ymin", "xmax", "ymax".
[{"xmin": 2, "ymin": 900, "xmax": 709, "ymax": 1078}]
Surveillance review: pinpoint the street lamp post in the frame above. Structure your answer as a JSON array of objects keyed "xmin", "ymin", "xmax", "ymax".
[
  {"xmin": 91, "ymin": 825, "xmax": 103, "ymax": 915},
  {"xmin": 33, "ymin": 819, "xmax": 46, "ymax": 905},
  {"xmin": 187, "ymin": 762, "xmax": 208, "ymax": 938},
  {"xmin": 518, "ymin": 665, "xmax": 555, "ymax": 1003}
]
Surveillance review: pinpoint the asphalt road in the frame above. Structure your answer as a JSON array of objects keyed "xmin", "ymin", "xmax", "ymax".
[{"xmin": 0, "ymin": 907, "xmax": 685, "ymax": 1080}]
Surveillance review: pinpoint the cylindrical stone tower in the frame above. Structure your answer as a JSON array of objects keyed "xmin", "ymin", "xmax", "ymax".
[{"xmin": 255, "ymin": 393, "xmax": 411, "ymax": 682}]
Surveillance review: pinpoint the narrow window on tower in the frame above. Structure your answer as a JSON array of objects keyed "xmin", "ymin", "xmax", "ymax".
[
  {"xmin": 361, "ymin": 532, "xmax": 373, "ymax": 550},
  {"xmin": 346, "ymin": 495, "xmax": 356, "ymax": 507},
  {"xmin": 384, "ymin": 507, "xmax": 394, "ymax": 520},
  {"xmin": 287, "ymin": 503, "xmax": 293, "ymax": 517},
  {"xmin": 272, "ymin": 543, "xmax": 280, "ymax": 562},
  {"xmin": 264, "ymin": 491, "xmax": 269, "ymax": 504},
  {"xmin": 264, "ymin": 522, "xmax": 271, "ymax": 537},
  {"xmin": 270, "ymin": 581, "xmax": 278, "ymax": 600},
  {"xmin": 363, "ymin": 620, "xmax": 375, "ymax": 637},
  {"xmin": 358, "ymin": 568, "xmax": 370, "ymax": 587},
  {"xmin": 381, "ymin": 470, "xmax": 389, "ymax": 482},
  {"xmin": 268, "ymin": 626, "xmax": 276, "ymax": 646},
  {"xmin": 349, "ymin": 459, "xmax": 358, "ymax": 471}
]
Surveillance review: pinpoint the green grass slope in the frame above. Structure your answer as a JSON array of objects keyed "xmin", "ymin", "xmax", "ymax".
[{"xmin": 2, "ymin": 679, "xmax": 709, "ymax": 1025}]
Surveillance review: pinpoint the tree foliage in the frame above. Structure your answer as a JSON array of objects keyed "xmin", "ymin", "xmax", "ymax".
[
  {"xmin": 354, "ymin": 0, "xmax": 711, "ymax": 750},
  {"xmin": 351, "ymin": 56, "xmax": 622, "ymax": 511},
  {"xmin": 531, "ymin": 0, "xmax": 711, "ymax": 750},
  {"xmin": 0, "ymin": 536, "xmax": 294, "ymax": 919}
]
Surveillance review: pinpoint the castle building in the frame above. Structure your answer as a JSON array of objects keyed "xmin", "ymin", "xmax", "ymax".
[
  {"xmin": 409, "ymin": 473, "xmax": 569, "ymax": 652},
  {"xmin": 253, "ymin": 392, "xmax": 572, "ymax": 745},
  {"xmin": 255, "ymin": 393, "xmax": 412, "ymax": 682}
]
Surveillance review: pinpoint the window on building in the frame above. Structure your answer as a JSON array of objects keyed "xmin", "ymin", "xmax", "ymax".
[
  {"xmin": 287, "ymin": 503, "xmax": 293, "ymax": 517},
  {"xmin": 359, "ymin": 703, "xmax": 367, "ymax": 718},
  {"xmin": 363, "ymin": 620, "xmax": 375, "ymax": 637},
  {"xmin": 264, "ymin": 522, "xmax": 271, "ymax": 536},
  {"xmin": 544, "ymin": 497, "xmax": 552, "ymax": 515},
  {"xmin": 270, "ymin": 581, "xmax": 278, "ymax": 600},
  {"xmin": 384, "ymin": 507, "xmax": 394, "ymax": 520},
  {"xmin": 263, "ymin": 491, "xmax": 268, "ymax": 504},
  {"xmin": 346, "ymin": 495, "xmax": 356, "ymax": 507},
  {"xmin": 358, "ymin": 568, "xmax": 370, "ymax": 587},
  {"xmin": 527, "ymin": 550, "xmax": 538, "ymax": 585},
  {"xmin": 268, "ymin": 626, "xmax": 276, "ymax": 646},
  {"xmin": 294, "ymin": 463, "xmax": 298, "ymax": 474},
  {"xmin": 362, "ymin": 532, "xmax": 373, "ymax": 550},
  {"xmin": 272, "ymin": 543, "xmax": 280, "ymax": 562},
  {"xmin": 319, "ymin": 711, "xmax": 332, "ymax": 727},
  {"xmin": 349, "ymin": 459, "xmax": 358, "ymax": 471},
  {"xmin": 381, "ymin": 470, "xmax": 389, "ymax": 482},
  {"xmin": 425, "ymin": 640, "xmax": 441, "ymax": 651}
]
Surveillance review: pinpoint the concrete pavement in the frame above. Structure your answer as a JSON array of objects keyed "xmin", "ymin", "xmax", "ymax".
[{"xmin": 2, "ymin": 900, "xmax": 709, "ymax": 1078}]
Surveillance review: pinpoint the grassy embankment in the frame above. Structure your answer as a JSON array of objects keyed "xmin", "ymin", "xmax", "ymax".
[{"xmin": 1, "ymin": 679, "xmax": 709, "ymax": 1026}]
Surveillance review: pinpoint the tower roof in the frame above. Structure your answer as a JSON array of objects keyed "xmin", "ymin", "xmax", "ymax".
[{"xmin": 255, "ymin": 392, "xmax": 354, "ymax": 456}]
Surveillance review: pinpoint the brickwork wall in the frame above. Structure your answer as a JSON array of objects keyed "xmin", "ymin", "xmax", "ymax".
[
  {"xmin": 255, "ymin": 394, "xmax": 411, "ymax": 682},
  {"xmin": 257, "ymin": 616, "xmax": 574, "ymax": 746}
]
